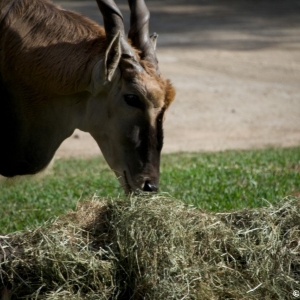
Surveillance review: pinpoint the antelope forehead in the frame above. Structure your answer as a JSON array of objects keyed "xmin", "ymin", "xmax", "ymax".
[
  {"xmin": 146, "ymin": 88, "xmax": 164, "ymax": 108},
  {"xmin": 140, "ymin": 76, "xmax": 165, "ymax": 108}
]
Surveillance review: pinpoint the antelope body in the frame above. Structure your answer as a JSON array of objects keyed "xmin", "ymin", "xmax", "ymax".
[{"xmin": 0, "ymin": 0, "xmax": 175, "ymax": 193}]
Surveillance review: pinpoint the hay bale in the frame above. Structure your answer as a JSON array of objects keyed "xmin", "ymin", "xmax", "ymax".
[{"xmin": 1, "ymin": 194, "xmax": 299, "ymax": 299}]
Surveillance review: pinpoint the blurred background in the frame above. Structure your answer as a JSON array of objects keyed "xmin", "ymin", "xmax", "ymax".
[{"xmin": 54, "ymin": 0, "xmax": 300, "ymax": 157}]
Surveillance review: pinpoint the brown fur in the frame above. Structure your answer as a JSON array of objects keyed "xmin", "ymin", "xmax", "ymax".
[
  {"xmin": 126, "ymin": 60, "xmax": 176, "ymax": 108},
  {"xmin": 1, "ymin": 0, "xmax": 106, "ymax": 95},
  {"xmin": 141, "ymin": 60, "xmax": 175, "ymax": 108}
]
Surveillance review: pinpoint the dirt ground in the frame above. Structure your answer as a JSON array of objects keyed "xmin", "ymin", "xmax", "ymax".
[{"xmin": 54, "ymin": 0, "xmax": 300, "ymax": 157}]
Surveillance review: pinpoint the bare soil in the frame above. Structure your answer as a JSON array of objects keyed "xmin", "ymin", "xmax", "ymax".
[{"xmin": 55, "ymin": 0, "xmax": 300, "ymax": 157}]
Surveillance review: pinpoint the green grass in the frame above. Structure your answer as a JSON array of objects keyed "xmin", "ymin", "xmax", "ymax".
[
  {"xmin": 1, "ymin": 147, "xmax": 300, "ymax": 233},
  {"xmin": 160, "ymin": 147, "xmax": 300, "ymax": 210}
]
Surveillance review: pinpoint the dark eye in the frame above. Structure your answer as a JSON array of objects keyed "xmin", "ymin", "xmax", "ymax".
[{"xmin": 124, "ymin": 94, "xmax": 144, "ymax": 110}]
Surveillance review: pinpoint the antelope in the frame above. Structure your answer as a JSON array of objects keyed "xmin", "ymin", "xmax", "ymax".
[{"xmin": 0, "ymin": 0, "xmax": 175, "ymax": 193}]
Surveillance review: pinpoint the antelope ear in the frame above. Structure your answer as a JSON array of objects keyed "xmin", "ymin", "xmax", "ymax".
[
  {"xmin": 104, "ymin": 31, "xmax": 122, "ymax": 81},
  {"xmin": 87, "ymin": 32, "xmax": 121, "ymax": 95}
]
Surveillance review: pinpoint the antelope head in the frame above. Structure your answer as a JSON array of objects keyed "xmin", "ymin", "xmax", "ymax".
[{"xmin": 86, "ymin": 0, "xmax": 175, "ymax": 194}]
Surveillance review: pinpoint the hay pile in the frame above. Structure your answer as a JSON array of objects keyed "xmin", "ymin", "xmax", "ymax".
[{"xmin": 1, "ymin": 194, "xmax": 299, "ymax": 299}]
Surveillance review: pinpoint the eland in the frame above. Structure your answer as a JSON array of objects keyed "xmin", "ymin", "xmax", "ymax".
[{"xmin": 0, "ymin": 0, "xmax": 175, "ymax": 193}]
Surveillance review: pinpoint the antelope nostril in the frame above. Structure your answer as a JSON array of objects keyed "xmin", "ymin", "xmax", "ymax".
[{"xmin": 143, "ymin": 181, "xmax": 158, "ymax": 192}]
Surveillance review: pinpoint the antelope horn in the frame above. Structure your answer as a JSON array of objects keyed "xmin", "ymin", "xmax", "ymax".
[
  {"xmin": 95, "ymin": 0, "xmax": 137, "ymax": 61},
  {"xmin": 128, "ymin": 0, "xmax": 159, "ymax": 73}
]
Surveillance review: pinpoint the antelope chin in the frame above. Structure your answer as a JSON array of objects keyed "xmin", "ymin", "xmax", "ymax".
[
  {"xmin": 123, "ymin": 170, "xmax": 133, "ymax": 195},
  {"xmin": 123, "ymin": 170, "xmax": 146, "ymax": 195}
]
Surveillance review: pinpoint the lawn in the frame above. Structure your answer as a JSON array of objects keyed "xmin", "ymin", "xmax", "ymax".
[{"xmin": 1, "ymin": 146, "xmax": 299, "ymax": 233}]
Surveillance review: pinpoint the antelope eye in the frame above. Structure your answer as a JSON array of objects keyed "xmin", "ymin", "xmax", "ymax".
[{"xmin": 124, "ymin": 94, "xmax": 143, "ymax": 110}]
